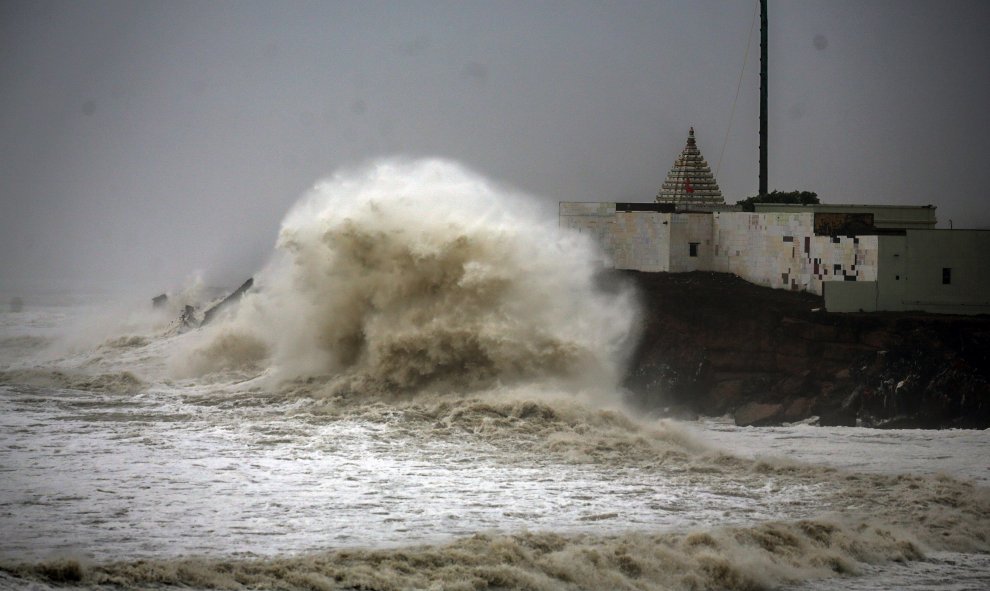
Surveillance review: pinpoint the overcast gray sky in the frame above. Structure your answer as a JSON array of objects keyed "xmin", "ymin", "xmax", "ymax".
[{"xmin": 2, "ymin": 0, "xmax": 988, "ymax": 295}]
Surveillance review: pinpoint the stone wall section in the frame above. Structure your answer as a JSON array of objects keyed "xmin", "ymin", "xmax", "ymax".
[
  {"xmin": 558, "ymin": 202, "xmax": 618, "ymax": 265},
  {"xmin": 559, "ymin": 203, "xmax": 879, "ymax": 297},
  {"xmin": 712, "ymin": 212, "xmax": 878, "ymax": 295},
  {"xmin": 669, "ymin": 213, "xmax": 713, "ymax": 272},
  {"xmin": 611, "ymin": 212, "xmax": 670, "ymax": 272},
  {"xmin": 559, "ymin": 203, "xmax": 672, "ymax": 272}
]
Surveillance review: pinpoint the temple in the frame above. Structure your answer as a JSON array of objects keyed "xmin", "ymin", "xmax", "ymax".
[
  {"xmin": 656, "ymin": 127, "xmax": 724, "ymax": 207},
  {"xmin": 559, "ymin": 128, "xmax": 990, "ymax": 315}
]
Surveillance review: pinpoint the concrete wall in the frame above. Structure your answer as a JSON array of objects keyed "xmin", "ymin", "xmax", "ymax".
[
  {"xmin": 814, "ymin": 231, "xmax": 989, "ymax": 315},
  {"xmin": 753, "ymin": 203, "xmax": 937, "ymax": 229},
  {"xmin": 897, "ymin": 230, "xmax": 990, "ymax": 314},
  {"xmin": 876, "ymin": 235, "xmax": 907, "ymax": 311},
  {"xmin": 611, "ymin": 211, "xmax": 670, "ymax": 272},
  {"xmin": 669, "ymin": 213, "xmax": 712, "ymax": 272},
  {"xmin": 560, "ymin": 203, "xmax": 880, "ymax": 296},
  {"xmin": 558, "ymin": 202, "xmax": 618, "ymax": 266},
  {"xmin": 558, "ymin": 202, "xmax": 671, "ymax": 272},
  {"xmin": 711, "ymin": 212, "xmax": 878, "ymax": 295},
  {"xmin": 559, "ymin": 202, "xmax": 986, "ymax": 315},
  {"xmin": 824, "ymin": 281, "xmax": 878, "ymax": 312}
]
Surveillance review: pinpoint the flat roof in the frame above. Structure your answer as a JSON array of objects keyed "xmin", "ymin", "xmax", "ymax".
[{"xmin": 753, "ymin": 203, "xmax": 935, "ymax": 211}]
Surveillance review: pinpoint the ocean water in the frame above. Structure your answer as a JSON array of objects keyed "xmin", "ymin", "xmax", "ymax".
[{"xmin": 1, "ymin": 160, "xmax": 988, "ymax": 590}]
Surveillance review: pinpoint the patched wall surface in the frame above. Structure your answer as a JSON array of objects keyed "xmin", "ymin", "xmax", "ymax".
[
  {"xmin": 560, "ymin": 204, "xmax": 880, "ymax": 297},
  {"xmin": 712, "ymin": 212, "xmax": 878, "ymax": 295},
  {"xmin": 669, "ymin": 213, "xmax": 713, "ymax": 272},
  {"xmin": 559, "ymin": 202, "xmax": 671, "ymax": 272}
]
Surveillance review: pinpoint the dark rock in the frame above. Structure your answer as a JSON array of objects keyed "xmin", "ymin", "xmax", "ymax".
[
  {"xmin": 706, "ymin": 379, "xmax": 745, "ymax": 414},
  {"xmin": 734, "ymin": 402, "xmax": 783, "ymax": 427},
  {"xmin": 841, "ymin": 387, "xmax": 862, "ymax": 412},
  {"xmin": 619, "ymin": 270, "xmax": 990, "ymax": 429},
  {"xmin": 860, "ymin": 330, "xmax": 889, "ymax": 348},
  {"xmin": 152, "ymin": 294, "xmax": 168, "ymax": 308},
  {"xmin": 179, "ymin": 305, "xmax": 198, "ymax": 329},
  {"xmin": 775, "ymin": 373, "xmax": 809, "ymax": 397},
  {"xmin": 817, "ymin": 386, "xmax": 862, "ymax": 427},
  {"xmin": 874, "ymin": 415, "xmax": 924, "ymax": 429},
  {"xmin": 783, "ymin": 397, "xmax": 815, "ymax": 422},
  {"xmin": 819, "ymin": 409, "xmax": 857, "ymax": 427},
  {"xmin": 201, "ymin": 278, "xmax": 254, "ymax": 326},
  {"xmin": 711, "ymin": 379, "xmax": 744, "ymax": 400}
]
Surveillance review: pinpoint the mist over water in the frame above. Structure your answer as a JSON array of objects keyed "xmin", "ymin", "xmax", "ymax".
[{"xmin": 178, "ymin": 158, "xmax": 638, "ymax": 398}]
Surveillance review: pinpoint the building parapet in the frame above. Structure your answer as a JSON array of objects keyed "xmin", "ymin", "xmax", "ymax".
[{"xmin": 753, "ymin": 203, "xmax": 937, "ymax": 229}]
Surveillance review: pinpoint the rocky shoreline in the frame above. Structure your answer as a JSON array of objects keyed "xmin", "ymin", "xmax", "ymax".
[{"xmin": 618, "ymin": 271, "xmax": 990, "ymax": 429}]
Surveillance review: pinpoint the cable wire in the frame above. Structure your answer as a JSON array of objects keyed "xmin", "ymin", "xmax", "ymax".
[{"xmin": 716, "ymin": 0, "xmax": 760, "ymax": 179}]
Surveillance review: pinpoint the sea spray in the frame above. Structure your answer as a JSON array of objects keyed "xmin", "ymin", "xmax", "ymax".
[
  {"xmin": 176, "ymin": 158, "xmax": 639, "ymax": 396},
  {"xmin": 6, "ymin": 160, "xmax": 989, "ymax": 590}
]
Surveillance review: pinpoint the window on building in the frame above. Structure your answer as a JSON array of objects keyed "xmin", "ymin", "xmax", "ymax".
[
  {"xmin": 689, "ymin": 242, "xmax": 699, "ymax": 257},
  {"xmin": 942, "ymin": 268, "xmax": 952, "ymax": 285}
]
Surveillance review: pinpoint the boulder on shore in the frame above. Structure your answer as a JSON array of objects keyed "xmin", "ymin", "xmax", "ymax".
[{"xmin": 734, "ymin": 402, "xmax": 783, "ymax": 427}]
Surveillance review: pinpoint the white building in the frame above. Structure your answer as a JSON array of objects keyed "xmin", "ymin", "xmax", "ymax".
[{"xmin": 559, "ymin": 129, "xmax": 988, "ymax": 315}]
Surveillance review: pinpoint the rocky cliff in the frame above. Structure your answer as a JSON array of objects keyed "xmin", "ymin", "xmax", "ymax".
[{"xmin": 619, "ymin": 271, "xmax": 990, "ymax": 429}]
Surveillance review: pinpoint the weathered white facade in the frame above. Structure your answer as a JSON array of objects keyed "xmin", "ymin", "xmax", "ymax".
[
  {"xmin": 669, "ymin": 213, "xmax": 713, "ymax": 272},
  {"xmin": 559, "ymin": 201, "xmax": 983, "ymax": 315},
  {"xmin": 825, "ymin": 229, "xmax": 990, "ymax": 315},
  {"xmin": 711, "ymin": 211, "xmax": 878, "ymax": 295},
  {"xmin": 558, "ymin": 203, "xmax": 717, "ymax": 273},
  {"xmin": 559, "ymin": 203, "xmax": 879, "ymax": 297},
  {"xmin": 558, "ymin": 202, "xmax": 671, "ymax": 272},
  {"xmin": 569, "ymin": 126, "xmax": 974, "ymax": 312}
]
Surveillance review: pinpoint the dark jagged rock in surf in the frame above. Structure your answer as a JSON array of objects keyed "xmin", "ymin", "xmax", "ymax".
[
  {"xmin": 179, "ymin": 305, "xmax": 198, "ymax": 329},
  {"xmin": 152, "ymin": 294, "xmax": 168, "ymax": 308},
  {"xmin": 201, "ymin": 278, "xmax": 253, "ymax": 326},
  {"xmin": 621, "ymin": 270, "xmax": 990, "ymax": 429},
  {"xmin": 9, "ymin": 297, "xmax": 24, "ymax": 313}
]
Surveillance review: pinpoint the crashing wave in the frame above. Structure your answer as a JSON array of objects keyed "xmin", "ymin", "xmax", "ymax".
[{"xmin": 175, "ymin": 158, "xmax": 638, "ymax": 398}]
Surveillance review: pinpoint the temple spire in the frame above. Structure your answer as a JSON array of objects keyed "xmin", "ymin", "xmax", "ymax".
[{"xmin": 656, "ymin": 127, "xmax": 724, "ymax": 206}]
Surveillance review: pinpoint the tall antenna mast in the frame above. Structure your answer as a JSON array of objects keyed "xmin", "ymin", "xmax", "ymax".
[{"xmin": 759, "ymin": 0, "xmax": 768, "ymax": 198}]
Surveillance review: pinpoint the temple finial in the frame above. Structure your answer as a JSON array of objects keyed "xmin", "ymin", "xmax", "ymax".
[{"xmin": 656, "ymin": 127, "xmax": 724, "ymax": 206}]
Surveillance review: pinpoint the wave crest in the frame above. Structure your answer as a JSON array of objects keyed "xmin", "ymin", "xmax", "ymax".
[
  {"xmin": 1, "ymin": 519, "xmax": 928, "ymax": 591},
  {"xmin": 179, "ymin": 159, "xmax": 637, "ymax": 397},
  {"xmin": 0, "ymin": 369, "xmax": 144, "ymax": 394}
]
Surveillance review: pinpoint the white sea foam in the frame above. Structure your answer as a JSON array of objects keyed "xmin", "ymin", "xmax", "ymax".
[{"xmin": 174, "ymin": 158, "xmax": 639, "ymax": 399}]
